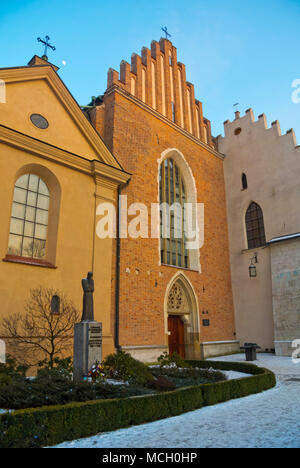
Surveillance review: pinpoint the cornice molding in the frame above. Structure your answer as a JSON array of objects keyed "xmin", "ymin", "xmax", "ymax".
[
  {"xmin": 105, "ymin": 85, "xmax": 225, "ymax": 161},
  {"xmin": 92, "ymin": 160, "xmax": 130, "ymax": 187},
  {"xmin": 0, "ymin": 65, "xmax": 123, "ymax": 170},
  {"xmin": 0, "ymin": 125, "xmax": 91, "ymax": 173},
  {"xmin": 0, "ymin": 125, "xmax": 130, "ymax": 187}
]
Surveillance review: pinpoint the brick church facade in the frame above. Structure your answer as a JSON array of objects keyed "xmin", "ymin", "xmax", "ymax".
[{"xmin": 87, "ymin": 38, "xmax": 238, "ymax": 361}]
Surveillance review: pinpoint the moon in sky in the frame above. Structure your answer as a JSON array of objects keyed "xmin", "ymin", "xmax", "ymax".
[{"xmin": 62, "ymin": 60, "xmax": 67, "ymax": 66}]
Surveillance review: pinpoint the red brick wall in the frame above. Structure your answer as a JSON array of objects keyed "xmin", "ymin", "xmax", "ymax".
[
  {"xmin": 95, "ymin": 89, "xmax": 235, "ymax": 348},
  {"xmin": 92, "ymin": 39, "xmax": 236, "ymax": 350}
]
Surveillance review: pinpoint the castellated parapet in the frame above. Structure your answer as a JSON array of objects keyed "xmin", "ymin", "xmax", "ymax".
[
  {"xmin": 106, "ymin": 38, "xmax": 214, "ymax": 147},
  {"xmin": 218, "ymin": 106, "xmax": 300, "ymax": 244},
  {"xmin": 217, "ymin": 108, "xmax": 299, "ymax": 151}
]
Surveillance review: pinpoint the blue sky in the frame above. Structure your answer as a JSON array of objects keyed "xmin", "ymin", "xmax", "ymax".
[{"xmin": 1, "ymin": 0, "xmax": 299, "ymax": 139}]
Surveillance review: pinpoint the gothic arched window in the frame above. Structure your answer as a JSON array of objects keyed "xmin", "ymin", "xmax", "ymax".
[
  {"xmin": 8, "ymin": 174, "xmax": 50, "ymax": 260},
  {"xmin": 242, "ymin": 173, "xmax": 248, "ymax": 190},
  {"xmin": 245, "ymin": 202, "xmax": 266, "ymax": 249},
  {"xmin": 159, "ymin": 158, "xmax": 188, "ymax": 268}
]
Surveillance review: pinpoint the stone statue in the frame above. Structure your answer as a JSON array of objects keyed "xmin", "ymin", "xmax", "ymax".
[{"xmin": 81, "ymin": 272, "xmax": 94, "ymax": 321}]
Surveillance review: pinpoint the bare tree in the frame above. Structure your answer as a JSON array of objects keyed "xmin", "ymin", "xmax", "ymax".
[{"xmin": 1, "ymin": 287, "xmax": 80, "ymax": 368}]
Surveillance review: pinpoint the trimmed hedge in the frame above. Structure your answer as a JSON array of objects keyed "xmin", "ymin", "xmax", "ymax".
[
  {"xmin": 186, "ymin": 361, "xmax": 276, "ymax": 406},
  {"xmin": 0, "ymin": 360, "xmax": 276, "ymax": 448}
]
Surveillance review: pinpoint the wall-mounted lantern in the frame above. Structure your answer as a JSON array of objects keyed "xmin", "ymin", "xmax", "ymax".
[{"xmin": 249, "ymin": 253, "xmax": 258, "ymax": 278}]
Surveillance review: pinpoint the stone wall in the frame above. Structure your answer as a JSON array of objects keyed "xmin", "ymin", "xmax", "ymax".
[{"xmin": 271, "ymin": 238, "xmax": 300, "ymax": 356}]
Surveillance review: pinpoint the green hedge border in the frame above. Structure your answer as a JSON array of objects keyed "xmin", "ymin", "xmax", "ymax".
[{"xmin": 0, "ymin": 360, "xmax": 276, "ymax": 448}]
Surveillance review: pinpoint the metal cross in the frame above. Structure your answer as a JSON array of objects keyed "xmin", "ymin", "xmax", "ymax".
[
  {"xmin": 161, "ymin": 26, "xmax": 171, "ymax": 39},
  {"xmin": 37, "ymin": 35, "xmax": 56, "ymax": 58}
]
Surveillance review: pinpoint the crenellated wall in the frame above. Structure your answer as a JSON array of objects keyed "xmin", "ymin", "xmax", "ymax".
[
  {"xmin": 219, "ymin": 108, "xmax": 299, "ymax": 156},
  {"xmin": 218, "ymin": 108, "xmax": 300, "ymax": 243},
  {"xmin": 106, "ymin": 38, "xmax": 213, "ymax": 147},
  {"xmin": 218, "ymin": 108, "xmax": 300, "ymax": 355}
]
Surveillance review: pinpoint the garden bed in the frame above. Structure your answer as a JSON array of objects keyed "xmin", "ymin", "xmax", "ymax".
[
  {"xmin": 0, "ymin": 358, "xmax": 276, "ymax": 448},
  {"xmin": 0, "ymin": 356, "xmax": 226, "ymax": 410}
]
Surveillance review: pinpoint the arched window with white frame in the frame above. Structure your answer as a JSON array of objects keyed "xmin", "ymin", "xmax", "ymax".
[{"xmin": 8, "ymin": 174, "xmax": 50, "ymax": 260}]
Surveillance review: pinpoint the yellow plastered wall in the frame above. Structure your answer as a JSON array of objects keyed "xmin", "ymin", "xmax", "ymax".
[
  {"xmin": 0, "ymin": 78, "xmax": 98, "ymax": 160},
  {"xmin": 0, "ymin": 142, "xmax": 116, "ymax": 357}
]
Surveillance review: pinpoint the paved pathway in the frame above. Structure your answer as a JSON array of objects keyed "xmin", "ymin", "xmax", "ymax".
[{"xmin": 54, "ymin": 354, "xmax": 300, "ymax": 448}]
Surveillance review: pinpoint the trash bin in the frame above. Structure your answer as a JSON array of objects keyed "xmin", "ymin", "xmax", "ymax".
[{"xmin": 240, "ymin": 343, "xmax": 261, "ymax": 361}]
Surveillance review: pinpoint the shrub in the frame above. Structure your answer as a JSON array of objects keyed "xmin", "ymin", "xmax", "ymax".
[
  {"xmin": 0, "ymin": 372, "xmax": 154, "ymax": 410},
  {"xmin": 36, "ymin": 361, "xmax": 73, "ymax": 385},
  {"xmin": 0, "ymin": 356, "xmax": 28, "ymax": 380},
  {"xmin": 186, "ymin": 359, "xmax": 264, "ymax": 374},
  {"xmin": 151, "ymin": 366, "xmax": 227, "ymax": 387},
  {"xmin": 186, "ymin": 360, "xmax": 276, "ymax": 405},
  {"xmin": 38, "ymin": 357, "xmax": 73, "ymax": 379},
  {"xmin": 157, "ymin": 352, "xmax": 190, "ymax": 369},
  {"xmin": 102, "ymin": 351, "xmax": 154, "ymax": 386},
  {"xmin": 0, "ymin": 360, "xmax": 276, "ymax": 448},
  {"xmin": 0, "ymin": 374, "xmax": 12, "ymax": 388},
  {"xmin": 151, "ymin": 375, "xmax": 176, "ymax": 391}
]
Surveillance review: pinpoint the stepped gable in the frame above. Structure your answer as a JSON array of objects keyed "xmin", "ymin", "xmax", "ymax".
[{"xmin": 106, "ymin": 38, "xmax": 214, "ymax": 147}]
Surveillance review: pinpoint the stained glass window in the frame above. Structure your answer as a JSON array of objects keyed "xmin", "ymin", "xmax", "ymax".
[{"xmin": 160, "ymin": 158, "xmax": 188, "ymax": 268}]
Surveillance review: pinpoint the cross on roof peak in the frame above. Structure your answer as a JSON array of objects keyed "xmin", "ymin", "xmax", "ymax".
[
  {"xmin": 37, "ymin": 35, "xmax": 56, "ymax": 60},
  {"xmin": 161, "ymin": 26, "xmax": 171, "ymax": 40}
]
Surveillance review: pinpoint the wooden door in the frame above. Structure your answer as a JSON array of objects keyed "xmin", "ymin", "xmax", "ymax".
[{"xmin": 168, "ymin": 315, "xmax": 185, "ymax": 359}]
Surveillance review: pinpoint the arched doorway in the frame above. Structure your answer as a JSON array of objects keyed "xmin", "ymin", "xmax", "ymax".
[{"xmin": 165, "ymin": 274, "xmax": 200, "ymax": 359}]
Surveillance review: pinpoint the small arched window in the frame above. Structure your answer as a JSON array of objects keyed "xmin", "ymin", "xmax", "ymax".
[
  {"xmin": 8, "ymin": 174, "xmax": 49, "ymax": 259},
  {"xmin": 246, "ymin": 202, "xmax": 266, "ymax": 249},
  {"xmin": 159, "ymin": 158, "xmax": 188, "ymax": 268},
  {"xmin": 242, "ymin": 173, "xmax": 248, "ymax": 190}
]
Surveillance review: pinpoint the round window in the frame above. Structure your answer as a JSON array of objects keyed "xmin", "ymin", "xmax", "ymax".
[
  {"xmin": 30, "ymin": 114, "xmax": 49, "ymax": 130},
  {"xmin": 234, "ymin": 127, "xmax": 242, "ymax": 136}
]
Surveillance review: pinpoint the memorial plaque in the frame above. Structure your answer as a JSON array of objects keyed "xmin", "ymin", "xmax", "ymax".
[{"xmin": 89, "ymin": 324, "xmax": 102, "ymax": 348}]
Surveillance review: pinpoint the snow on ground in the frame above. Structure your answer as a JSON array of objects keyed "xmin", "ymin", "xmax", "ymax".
[
  {"xmin": 105, "ymin": 379, "xmax": 129, "ymax": 386},
  {"xmin": 52, "ymin": 354, "xmax": 300, "ymax": 448},
  {"xmin": 222, "ymin": 369, "xmax": 248, "ymax": 380}
]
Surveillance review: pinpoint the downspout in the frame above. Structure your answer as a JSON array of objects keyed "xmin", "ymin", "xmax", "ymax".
[
  {"xmin": 114, "ymin": 185, "xmax": 121, "ymax": 352},
  {"xmin": 115, "ymin": 180, "xmax": 130, "ymax": 352}
]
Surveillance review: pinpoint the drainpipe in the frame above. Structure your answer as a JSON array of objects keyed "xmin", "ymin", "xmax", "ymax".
[
  {"xmin": 114, "ymin": 181, "xmax": 130, "ymax": 352},
  {"xmin": 114, "ymin": 185, "xmax": 122, "ymax": 352}
]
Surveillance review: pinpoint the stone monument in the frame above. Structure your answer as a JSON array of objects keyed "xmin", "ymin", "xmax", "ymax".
[{"xmin": 73, "ymin": 272, "xmax": 103, "ymax": 382}]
